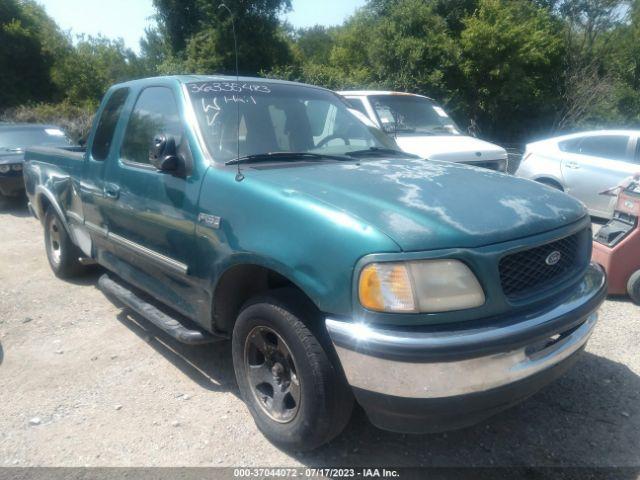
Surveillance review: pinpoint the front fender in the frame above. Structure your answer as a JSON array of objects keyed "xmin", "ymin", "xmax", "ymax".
[{"xmin": 196, "ymin": 168, "xmax": 402, "ymax": 317}]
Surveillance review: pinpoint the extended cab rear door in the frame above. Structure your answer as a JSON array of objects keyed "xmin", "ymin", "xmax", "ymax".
[
  {"xmin": 98, "ymin": 84, "xmax": 205, "ymax": 319},
  {"xmin": 81, "ymin": 87, "xmax": 130, "ymax": 239}
]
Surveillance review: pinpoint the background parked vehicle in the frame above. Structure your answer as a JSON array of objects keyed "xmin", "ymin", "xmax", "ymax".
[
  {"xmin": 593, "ymin": 173, "xmax": 640, "ymax": 304},
  {"xmin": 0, "ymin": 123, "xmax": 74, "ymax": 200},
  {"xmin": 338, "ymin": 91, "xmax": 509, "ymax": 172},
  {"xmin": 517, "ymin": 130, "xmax": 640, "ymax": 218}
]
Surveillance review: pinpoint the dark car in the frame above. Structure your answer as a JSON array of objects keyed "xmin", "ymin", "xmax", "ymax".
[{"xmin": 0, "ymin": 123, "xmax": 73, "ymax": 198}]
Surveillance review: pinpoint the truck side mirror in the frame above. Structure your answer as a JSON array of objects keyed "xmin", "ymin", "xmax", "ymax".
[{"xmin": 149, "ymin": 134, "xmax": 181, "ymax": 172}]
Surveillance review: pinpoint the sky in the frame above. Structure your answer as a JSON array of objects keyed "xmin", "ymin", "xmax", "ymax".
[{"xmin": 39, "ymin": 0, "xmax": 368, "ymax": 53}]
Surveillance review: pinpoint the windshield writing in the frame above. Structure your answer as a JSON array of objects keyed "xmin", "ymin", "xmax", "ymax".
[{"xmin": 188, "ymin": 81, "xmax": 398, "ymax": 163}]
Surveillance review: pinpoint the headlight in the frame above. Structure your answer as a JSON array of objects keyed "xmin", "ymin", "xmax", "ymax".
[
  {"xmin": 358, "ymin": 259, "xmax": 485, "ymax": 313},
  {"xmin": 11, "ymin": 164, "xmax": 22, "ymax": 171},
  {"xmin": 0, "ymin": 165, "xmax": 10, "ymax": 173}
]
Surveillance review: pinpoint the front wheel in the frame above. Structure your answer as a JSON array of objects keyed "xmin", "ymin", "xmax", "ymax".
[
  {"xmin": 232, "ymin": 291, "xmax": 353, "ymax": 451},
  {"xmin": 44, "ymin": 207, "xmax": 86, "ymax": 279},
  {"xmin": 627, "ymin": 270, "xmax": 640, "ymax": 305}
]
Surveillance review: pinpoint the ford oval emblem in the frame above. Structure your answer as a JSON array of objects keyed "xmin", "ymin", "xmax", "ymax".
[{"xmin": 545, "ymin": 251, "xmax": 562, "ymax": 266}]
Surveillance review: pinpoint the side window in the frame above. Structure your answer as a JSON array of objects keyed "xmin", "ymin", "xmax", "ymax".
[
  {"xmin": 121, "ymin": 86, "xmax": 183, "ymax": 165},
  {"xmin": 345, "ymin": 97, "xmax": 368, "ymax": 117},
  {"xmin": 578, "ymin": 135, "xmax": 630, "ymax": 161},
  {"xmin": 558, "ymin": 138, "xmax": 582, "ymax": 153},
  {"xmin": 635, "ymin": 138, "xmax": 640, "ymax": 164},
  {"xmin": 91, "ymin": 88, "xmax": 129, "ymax": 160}
]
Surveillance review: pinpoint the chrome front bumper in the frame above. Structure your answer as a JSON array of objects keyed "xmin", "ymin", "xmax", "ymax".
[{"xmin": 326, "ymin": 263, "xmax": 607, "ymax": 432}]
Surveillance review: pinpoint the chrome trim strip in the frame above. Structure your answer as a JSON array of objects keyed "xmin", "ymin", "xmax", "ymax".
[
  {"xmin": 66, "ymin": 211, "xmax": 84, "ymax": 224},
  {"xmin": 82, "ymin": 220, "xmax": 188, "ymax": 275},
  {"xmin": 108, "ymin": 232, "xmax": 188, "ymax": 275},
  {"xmin": 84, "ymin": 221, "xmax": 108, "ymax": 238},
  {"xmin": 328, "ymin": 313, "xmax": 596, "ymax": 399}
]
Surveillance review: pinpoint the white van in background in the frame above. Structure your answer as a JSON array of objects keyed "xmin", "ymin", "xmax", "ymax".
[{"xmin": 338, "ymin": 90, "xmax": 508, "ymax": 172}]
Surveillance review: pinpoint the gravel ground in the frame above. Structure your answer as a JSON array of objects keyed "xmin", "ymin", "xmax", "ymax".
[{"xmin": 0, "ymin": 196, "xmax": 639, "ymax": 469}]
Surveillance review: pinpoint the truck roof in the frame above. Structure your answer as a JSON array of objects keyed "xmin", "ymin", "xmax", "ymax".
[
  {"xmin": 111, "ymin": 75, "xmax": 333, "ymax": 93},
  {"xmin": 337, "ymin": 90, "xmax": 435, "ymax": 101}
]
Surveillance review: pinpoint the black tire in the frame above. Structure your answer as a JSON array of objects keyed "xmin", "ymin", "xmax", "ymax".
[
  {"xmin": 627, "ymin": 270, "xmax": 640, "ymax": 305},
  {"xmin": 232, "ymin": 289, "xmax": 354, "ymax": 451},
  {"xmin": 44, "ymin": 207, "xmax": 85, "ymax": 279}
]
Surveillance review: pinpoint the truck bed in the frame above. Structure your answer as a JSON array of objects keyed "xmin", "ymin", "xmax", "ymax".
[{"xmin": 26, "ymin": 146, "xmax": 86, "ymax": 163}]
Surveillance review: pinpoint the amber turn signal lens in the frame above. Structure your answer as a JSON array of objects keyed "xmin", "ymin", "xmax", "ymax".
[{"xmin": 358, "ymin": 263, "xmax": 416, "ymax": 312}]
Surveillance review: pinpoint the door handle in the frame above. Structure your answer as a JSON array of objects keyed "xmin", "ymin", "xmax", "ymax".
[
  {"xmin": 565, "ymin": 161, "xmax": 580, "ymax": 169},
  {"xmin": 103, "ymin": 183, "xmax": 120, "ymax": 199}
]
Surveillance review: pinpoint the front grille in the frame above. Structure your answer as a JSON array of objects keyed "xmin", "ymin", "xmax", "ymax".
[{"xmin": 499, "ymin": 230, "xmax": 589, "ymax": 299}]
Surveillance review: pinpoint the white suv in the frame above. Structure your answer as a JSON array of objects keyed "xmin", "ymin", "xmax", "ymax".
[{"xmin": 338, "ymin": 90, "xmax": 508, "ymax": 172}]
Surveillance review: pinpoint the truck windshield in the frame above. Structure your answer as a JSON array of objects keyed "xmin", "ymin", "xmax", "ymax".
[
  {"xmin": 369, "ymin": 95, "xmax": 461, "ymax": 136},
  {"xmin": 0, "ymin": 128, "xmax": 72, "ymax": 150},
  {"xmin": 187, "ymin": 81, "xmax": 398, "ymax": 163}
]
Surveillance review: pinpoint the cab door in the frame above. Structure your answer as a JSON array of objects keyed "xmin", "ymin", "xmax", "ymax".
[
  {"xmin": 561, "ymin": 133, "xmax": 638, "ymax": 217},
  {"xmin": 80, "ymin": 87, "xmax": 130, "ymax": 248},
  {"xmin": 99, "ymin": 85, "xmax": 205, "ymax": 319}
]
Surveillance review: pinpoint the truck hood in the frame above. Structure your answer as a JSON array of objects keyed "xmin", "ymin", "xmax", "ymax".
[
  {"xmin": 250, "ymin": 158, "xmax": 586, "ymax": 251},
  {"xmin": 394, "ymin": 135, "xmax": 507, "ymax": 163}
]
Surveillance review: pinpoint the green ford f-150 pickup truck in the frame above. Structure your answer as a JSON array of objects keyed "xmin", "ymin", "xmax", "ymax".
[{"xmin": 24, "ymin": 75, "xmax": 607, "ymax": 450}]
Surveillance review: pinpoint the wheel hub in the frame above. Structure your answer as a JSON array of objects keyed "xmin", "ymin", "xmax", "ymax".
[
  {"xmin": 48, "ymin": 218, "xmax": 62, "ymax": 265},
  {"xmin": 244, "ymin": 326, "xmax": 301, "ymax": 423}
]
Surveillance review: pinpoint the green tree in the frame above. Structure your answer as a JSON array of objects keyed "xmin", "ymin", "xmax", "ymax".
[
  {"xmin": 605, "ymin": 0, "xmax": 640, "ymax": 126},
  {"xmin": 330, "ymin": 0, "xmax": 461, "ymax": 96},
  {"xmin": 459, "ymin": 0, "xmax": 565, "ymax": 141},
  {"xmin": 0, "ymin": 0, "xmax": 69, "ymax": 108},
  {"xmin": 51, "ymin": 35, "xmax": 150, "ymax": 106},
  {"xmin": 152, "ymin": 0, "xmax": 293, "ymax": 75},
  {"xmin": 294, "ymin": 25, "xmax": 336, "ymax": 65}
]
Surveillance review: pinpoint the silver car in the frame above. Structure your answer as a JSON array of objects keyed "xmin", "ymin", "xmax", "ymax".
[{"xmin": 517, "ymin": 130, "xmax": 640, "ymax": 218}]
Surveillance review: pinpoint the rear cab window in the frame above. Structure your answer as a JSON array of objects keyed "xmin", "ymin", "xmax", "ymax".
[{"xmin": 91, "ymin": 88, "xmax": 130, "ymax": 160}]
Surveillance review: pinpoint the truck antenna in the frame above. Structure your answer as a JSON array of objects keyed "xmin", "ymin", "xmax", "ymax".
[{"xmin": 219, "ymin": 3, "xmax": 243, "ymax": 182}]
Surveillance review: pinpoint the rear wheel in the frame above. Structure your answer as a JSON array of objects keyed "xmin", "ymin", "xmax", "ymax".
[
  {"xmin": 627, "ymin": 270, "xmax": 640, "ymax": 305},
  {"xmin": 44, "ymin": 207, "xmax": 85, "ymax": 279},
  {"xmin": 232, "ymin": 290, "xmax": 353, "ymax": 451}
]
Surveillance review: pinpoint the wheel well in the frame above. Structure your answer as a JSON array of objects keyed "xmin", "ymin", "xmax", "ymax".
[
  {"xmin": 38, "ymin": 194, "xmax": 52, "ymax": 222},
  {"xmin": 535, "ymin": 178, "xmax": 564, "ymax": 191},
  {"xmin": 212, "ymin": 264, "xmax": 318, "ymax": 334}
]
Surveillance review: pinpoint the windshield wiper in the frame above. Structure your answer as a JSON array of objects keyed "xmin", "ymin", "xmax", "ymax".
[
  {"xmin": 225, "ymin": 152, "xmax": 348, "ymax": 166},
  {"xmin": 343, "ymin": 147, "xmax": 419, "ymax": 159}
]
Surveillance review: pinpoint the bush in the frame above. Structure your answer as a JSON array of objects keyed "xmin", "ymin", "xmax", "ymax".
[{"xmin": 0, "ymin": 102, "xmax": 95, "ymax": 143}]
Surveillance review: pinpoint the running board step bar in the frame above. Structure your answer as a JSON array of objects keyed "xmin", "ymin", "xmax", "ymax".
[{"xmin": 98, "ymin": 274, "xmax": 220, "ymax": 345}]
